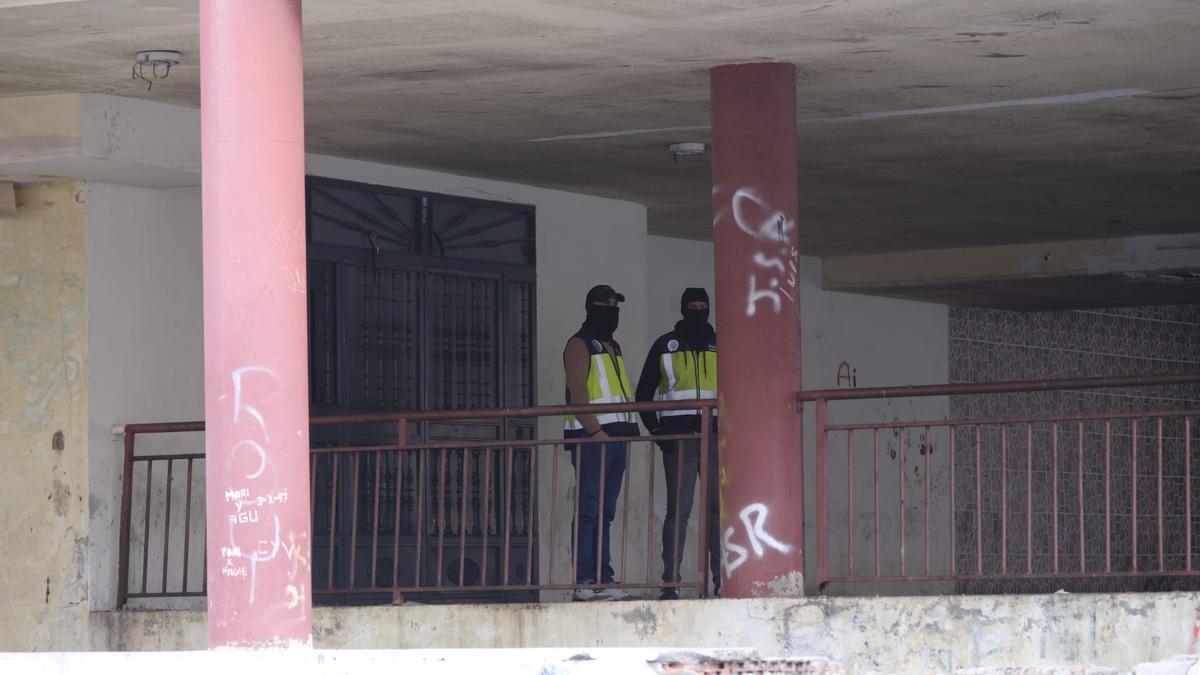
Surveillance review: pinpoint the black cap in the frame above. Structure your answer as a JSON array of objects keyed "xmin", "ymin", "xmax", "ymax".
[
  {"xmin": 680, "ymin": 287, "xmax": 710, "ymax": 314},
  {"xmin": 585, "ymin": 284, "xmax": 625, "ymax": 306}
]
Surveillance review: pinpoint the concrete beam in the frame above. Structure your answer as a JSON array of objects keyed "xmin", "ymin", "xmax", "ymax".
[
  {"xmin": 823, "ymin": 234, "xmax": 1200, "ymax": 309},
  {"xmin": 0, "ymin": 94, "xmax": 199, "ymax": 187}
]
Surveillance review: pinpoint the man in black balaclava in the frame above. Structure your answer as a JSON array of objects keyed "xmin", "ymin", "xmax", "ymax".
[
  {"xmin": 563, "ymin": 285, "xmax": 639, "ymax": 601},
  {"xmin": 635, "ymin": 287, "xmax": 721, "ymax": 599}
]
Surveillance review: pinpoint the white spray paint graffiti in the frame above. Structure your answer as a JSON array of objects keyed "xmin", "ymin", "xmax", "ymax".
[
  {"xmin": 219, "ymin": 365, "xmax": 309, "ymax": 610},
  {"xmin": 718, "ymin": 187, "xmax": 800, "ymax": 318},
  {"xmin": 722, "ymin": 502, "xmax": 795, "ymax": 578}
]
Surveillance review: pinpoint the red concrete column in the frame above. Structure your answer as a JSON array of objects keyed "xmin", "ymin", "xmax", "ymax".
[
  {"xmin": 710, "ymin": 63, "xmax": 805, "ymax": 597},
  {"xmin": 200, "ymin": 0, "xmax": 312, "ymax": 648}
]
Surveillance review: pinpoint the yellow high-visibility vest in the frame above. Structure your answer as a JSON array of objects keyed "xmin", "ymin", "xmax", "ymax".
[
  {"xmin": 655, "ymin": 345, "xmax": 718, "ymax": 418},
  {"xmin": 564, "ymin": 332, "xmax": 636, "ymax": 431}
]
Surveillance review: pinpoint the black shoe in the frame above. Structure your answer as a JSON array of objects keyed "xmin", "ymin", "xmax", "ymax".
[{"xmin": 658, "ymin": 587, "xmax": 679, "ymax": 600}]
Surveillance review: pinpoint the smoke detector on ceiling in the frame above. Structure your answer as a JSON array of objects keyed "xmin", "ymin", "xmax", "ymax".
[
  {"xmin": 132, "ymin": 50, "xmax": 181, "ymax": 91},
  {"xmin": 668, "ymin": 142, "xmax": 706, "ymax": 164}
]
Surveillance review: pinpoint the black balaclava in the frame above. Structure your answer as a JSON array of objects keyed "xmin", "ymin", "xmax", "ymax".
[
  {"xmin": 679, "ymin": 287, "xmax": 711, "ymax": 344},
  {"xmin": 584, "ymin": 305, "xmax": 620, "ymax": 341}
]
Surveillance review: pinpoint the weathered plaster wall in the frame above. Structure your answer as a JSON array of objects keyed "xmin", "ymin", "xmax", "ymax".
[
  {"xmin": 0, "ymin": 181, "xmax": 90, "ymax": 650},
  {"xmin": 91, "ymin": 592, "xmax": 1200, "ymax": 673}
]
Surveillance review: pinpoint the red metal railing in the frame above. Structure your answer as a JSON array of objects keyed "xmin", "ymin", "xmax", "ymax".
[
  {"xmin": 117, "ymin": 400, "xmax": 716, "ymax": 607},
  {"xmin": 802, "ymin": 374, "xmax": 1200, "ymax": 590}
]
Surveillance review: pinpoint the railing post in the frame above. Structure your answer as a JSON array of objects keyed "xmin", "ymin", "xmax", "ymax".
[
  {"xmin": 697, "ymin": 404, "xmax": 714, "ymax": 597},
  {"xmin": 116, "ymin": 428, "xmax": 136, "ymax": 609},
  {"xmin": 815, "ymin": 398, "xmax": 829, "ymax": 588}
]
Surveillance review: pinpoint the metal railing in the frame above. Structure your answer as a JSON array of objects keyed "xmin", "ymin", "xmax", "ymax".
[
  {"xmin": 117, "ymin": 400, "xmax": 716, "ymax": 607},
  {"xmin": 802, "ymin": 374, "xmax": 1200, "ymax": 591}
]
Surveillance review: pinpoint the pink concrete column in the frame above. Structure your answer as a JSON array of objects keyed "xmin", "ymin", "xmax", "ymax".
[
  {"xmin": 200, "ymin": 0, "xmax": 312, "ymax": 648},
  {"xmin": 710, "ymin": 63, "xmax": 806, "ymax": 597}
]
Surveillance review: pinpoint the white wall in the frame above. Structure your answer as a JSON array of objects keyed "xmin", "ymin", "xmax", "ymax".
[
  {"xmin": 646, "ymin": 235, "xmax": 716, "ymax": 321},
  {"xmin": 86, "ymin": 183, "xmax": 205, "ymax": 610}
]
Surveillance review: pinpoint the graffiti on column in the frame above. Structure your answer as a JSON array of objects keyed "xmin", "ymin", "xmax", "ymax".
[
  {"xmin": 722, "ymin": 502, "xmax": 795, "ymax": 578},
  {"xmin": 219, "ymin": 365, "xmax": 309, "ymax": 615},
  {"xmin": 723, "ymin": 187, "xmax": 800, "ymax": 318},
  {"xmin": 714, "ymin": 184, "xmax": 802, "ymax": 583}
]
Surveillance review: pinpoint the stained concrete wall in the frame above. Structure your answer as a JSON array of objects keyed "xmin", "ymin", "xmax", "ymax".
[
  {"xmin": 89, "ymin": 592, "xmax": 1200, "ymax": 673},
  {"xmin": 0, "ymin": 182, "xmax": 90, "ymax": 650}
]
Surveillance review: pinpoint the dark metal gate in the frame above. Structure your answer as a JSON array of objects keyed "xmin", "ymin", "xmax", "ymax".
[{"xmin": 305, "ymin": 177, "xmax": 537, "ymax": 603}]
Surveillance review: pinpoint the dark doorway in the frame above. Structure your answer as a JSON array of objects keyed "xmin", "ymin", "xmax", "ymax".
[{"xmin": 305, "ymin": 177, "xmax": 537, "ymax": 604}]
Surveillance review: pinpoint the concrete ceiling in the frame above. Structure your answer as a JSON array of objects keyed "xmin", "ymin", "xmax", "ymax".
[{"xmin": 0, "ymin": 0, "xmax": 1198, "ymax": 259}]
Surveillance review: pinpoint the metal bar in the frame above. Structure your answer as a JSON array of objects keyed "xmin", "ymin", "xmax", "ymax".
[
  {"xmin": 1053, "ymin": 422, "xmax": 1059, "ymax": 575},
  {"xmin": 415, "ymin": 445, "xmax": 426, "ymax": 589},
  {"xmin": 312, "ymin": 432, "xmax": 698, "ymax": 454},
  {"xmin": 821, "ymin": 569, "xmax": 1200, "ymax": 584},
  {"xmin": 1133, "ymin": 419, "xmax": 1139, "ymax": 572},
  {"xmin": 826, "ymin": 408, "xmax": 1200, "ymax": 433},
  {"xmin": 307, "ymin": 580, "xmax": 705, "ymax": 595},
  {"xmin": 646, "ymin": 438, "xmax": 655, "ymax": 584},
  {"xmin": 122, "ymin": 452, "xmax": 206, "ymax": 463},
  {"xmin": 481, "ymin": 448, "xmax": 493, "ymax": 587},
  {"xmin": 975, "ymin": 425, "xmax": 981, "ymax": 576},
  {"xmin": 572, "ymin": 444, "xmax": 581, "ymax": 587},
  {"xmin": 1027, "ymin": 423, "xmax": 1033, "ymax": 576},
  {"xmin": 900, "ymin": 426, "xmax": 907, "ymax": 577},
  {"xmin": 950, "ymin": 426, "xmax": 956, "ymax": 577},
  {"xmin": 181, "ymin": 458, "xmax": 193, "ymax": 594},
  {"xmin": 371, "ymin": 448, "xmax": 382, "ymax": 587},
  {"xmin": 436, "ymin": 448, "xmax": 447, "ymax": 587},
  {"xmin": 1078, "ymin": 421, "xmax": 1085, "ymax": 574},
  {"xmin": 1158, "ymin": 417, "xmax": 1165, "ymax": 572},
  {"xmin": 306, "ymin": 399, "xmax": 718, "ymax": 426},
  {"xmin": 526, "ymin": 449, "xmax": 536, "ymax": 586},
  {"xmin": 504, "ymin": 446, "xmax": 513, "ymax": 586},
  {"xmin": 327, "ymin": 455, "xmax": 339, "ymax": 588},
  {"xmin": 1106, "ymin": 420, "xmax": 1112, "ymax": 573},
  {"xmin": 1001, "ymin": 426, "xmax": 1007, "ymax": 575},
  {"xmin": 848, "ymin": 428, "xmax": 854, "ymax": 575},
  {"xmin": 162, "ymin": 460, "xmax": 174, "ymax": 593},
  {"xmin": 620, "ymin": 444, "xmax": 630, "ymax": 584},
  {"xmin": 924, "ymin": 425, "xmax": 931, "ymax": 576},
  {"xmin": 874, "ymin": 428, "xmax": 880, "ymax": 578},
  {"xmin": 118, "ymin": 430, "xmax": 136, "ymax": 608},
  {"xmin": 1188, "ymin": 418, "xmax": 1193, "ymax": 573},
  {"xmin": 459, "ymin": 450, "xmax": 470, "ymax": 587},
  {"xmin": 797, "ymin": 374, "xmax": 1200, "ymax": 403},
  {"xmin": 671, "ymin": 440, "xmax": 684, "ymax": 586},
  {"xmin": 697, "ymin": 407, "xmax": 714, "ymax": 597},
  {"xmin": 392, "ymin": 449, "xmax": 403, "ymax": 589},
  {"xmin": 816, "ymin": 400, "xmax": 830, "ymax": 585},
  {"xmin": 349, "ymin": 452, "xmax": 361, "ymax": 588},
  {"xmin": 142, "ymin": 459, "xmax": 153, "ymax": 595},
  {"xmin": 597, "ymin": 443, "xmax": 608, "ymax": 586}
]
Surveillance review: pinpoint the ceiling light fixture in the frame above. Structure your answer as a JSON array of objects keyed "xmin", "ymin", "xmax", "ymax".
[
  {"xmin": 668, "ymin": 142, "xmax": 706, "ymax": 164},
  {"xmin": 132, "ymin": 50, "xmax": 181, "ymax": 91}
]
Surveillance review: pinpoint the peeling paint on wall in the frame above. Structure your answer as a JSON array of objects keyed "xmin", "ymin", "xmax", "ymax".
[{"xmin": 0, "ymin": 181, "xmax": 90, "ymax": 650}]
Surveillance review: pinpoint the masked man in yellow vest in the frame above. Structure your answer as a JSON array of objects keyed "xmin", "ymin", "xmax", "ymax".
[
  {"xmin": 563, "ymin": 284, "xmax": 638, "ymax": 601},
  {"xmin": 635, "ymin": 287, "xmax": 720, "ymax": 599}
]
